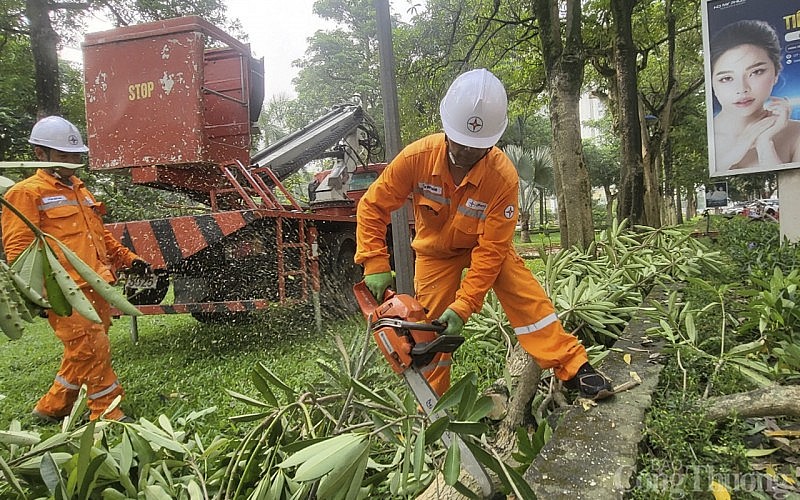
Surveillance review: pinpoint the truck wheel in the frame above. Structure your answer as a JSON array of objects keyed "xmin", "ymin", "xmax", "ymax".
[{"xmin": 320, "ymin": 236, "xmax": 361, "ymax": 315}]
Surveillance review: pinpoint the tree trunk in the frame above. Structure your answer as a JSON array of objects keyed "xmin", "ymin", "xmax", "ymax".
[
  {"xmin": 492, "ymin": 344, "xmax": 543, "ymax": 453},
  {"xmin": 685, "ymin": 187, "xmax": 697, "ymax": 220},
  {"xmin": 521, "ymin": 212, "xmax": 531, "ymax": 243},
  {"xmin": 603, "ymin": 185, "xmax": 614, "ymax": 226},
  {"xmin": 611, "ymin": 0, "xmax": 645, "ymax": 226},
  {"xmin": 539, "ymin": 189, "xmax": 546, "ymax": 227},
  {"xmin": 705, "ymin": 386, "xmax": 800, "ymax": 420},
  {"xmin": 663, "ymin": 137, "xmax": 677, "ymax": 225},
  {"xmin": 26, "ymin": 0, "xmax": 60, "ymax": 117},
  {"xmin": 641, "ymin": 124, "xmax": 663, "ymax": 227},
  {"xmin": 533, "ymin": 0, "xmax": 594, "ymax": 250}
]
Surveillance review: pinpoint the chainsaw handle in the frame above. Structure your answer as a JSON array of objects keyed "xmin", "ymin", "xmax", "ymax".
[
  {"xmin": 372, "ymin": 318, "xmax": 446, "ymax": 333},
  {"xmin": 353, "ymin": 280, "xmax": 397, "ymax": 319}
]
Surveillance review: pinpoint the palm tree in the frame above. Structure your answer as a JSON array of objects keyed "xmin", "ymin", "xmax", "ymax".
[{"xmin": 504, "ymin": 145, "xmax": 554, "ymax": 243}]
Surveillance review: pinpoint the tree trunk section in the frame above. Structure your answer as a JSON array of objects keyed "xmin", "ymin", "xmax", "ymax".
[
  {"xmin": 705, "ymin": 386, "xmax": 800, "ymax": 420},
  {"xmin": 26, "ymin": 0, "xmax": 60, "ymax": 117},
  {"xmin": 611, "ymin": 0, "xmax": 645, "ymax": 226},
  {"xmin": 533, "ymin": 0, "xmax": 594, "ymax": 250},
  {"xmin": 416, "ymin": 345, "xmax": 543, "ymax": 500},
  {"xmin": 493, "ymin": 344, "xmax": 542, "ymax": 454}
]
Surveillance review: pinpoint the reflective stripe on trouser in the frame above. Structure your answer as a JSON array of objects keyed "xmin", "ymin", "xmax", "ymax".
[
  {"xmin": 35, "ymin": 287, "xmax": 125, "ymax": 421},
  {"xmin": 414, "ymin": 250, "xmax": 587, "ymax": 395}
]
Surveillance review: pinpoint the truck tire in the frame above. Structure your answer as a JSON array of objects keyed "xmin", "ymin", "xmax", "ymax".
[{"xmin": 320, "ymin": 232, "xmax": 361, "ymax": 315}]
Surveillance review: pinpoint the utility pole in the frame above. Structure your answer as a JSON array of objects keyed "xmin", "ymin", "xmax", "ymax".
[{"xmin": 374, "ymin": 0, "xmax": 414, "ymax": 294}]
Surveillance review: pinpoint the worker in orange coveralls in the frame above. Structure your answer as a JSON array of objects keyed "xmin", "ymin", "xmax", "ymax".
[
  {"xmin": 355, "ymin": 69, "xmax": 613, "ymax": 400},
  {"xmin": 2, "ymin": 116, "xmax": 152, "ymax": 423}
]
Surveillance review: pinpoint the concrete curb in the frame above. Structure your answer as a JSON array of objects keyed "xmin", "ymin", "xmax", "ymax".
[{"xmin": 524, "ymin": 286, "xmax": 671, "ymax": 499}]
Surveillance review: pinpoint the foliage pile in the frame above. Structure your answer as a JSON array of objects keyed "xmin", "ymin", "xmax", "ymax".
[
  {"xmin": 631, "ymin": 216, "xmax": 800, "ymax": 498},
  {"xmin": 0, "ymin": 220, "xmax": 731, "ymax": 498}
]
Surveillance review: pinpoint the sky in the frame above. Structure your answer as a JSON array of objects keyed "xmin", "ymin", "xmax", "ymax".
[
  {"xmin": 61, "ymin": 1, "xmax": 417, "ymax": 99},
  {"xmin": 60, "ymin": 0, "xmax": 335, "ymax": 98},
  {"xmin": 224, "ymin": 0, "xmax": 334, "ymax": 97}
]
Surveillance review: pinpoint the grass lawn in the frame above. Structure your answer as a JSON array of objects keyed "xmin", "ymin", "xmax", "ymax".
[{"xmin": 0, "ymin": 306, "xmax": 368, "ymax": 435}]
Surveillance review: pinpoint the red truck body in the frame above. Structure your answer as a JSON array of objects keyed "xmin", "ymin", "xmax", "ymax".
[{"xmin": 81, "ymin": 17, "xmax": 388, "ymax": 322}]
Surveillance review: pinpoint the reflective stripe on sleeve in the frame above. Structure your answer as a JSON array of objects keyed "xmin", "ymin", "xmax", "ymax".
[{"xmin": 514, "ymin": 313, "xmax": 559, "ymax": 336}]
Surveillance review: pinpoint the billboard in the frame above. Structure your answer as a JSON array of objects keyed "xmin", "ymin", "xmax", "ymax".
[{"xmin": 703, "ymin": 0, "xmax": 800, "ymax": 177}]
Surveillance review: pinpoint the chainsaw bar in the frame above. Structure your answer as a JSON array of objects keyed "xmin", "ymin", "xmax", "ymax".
[
  {"xmin": 352, "ymin": 281, "xmax": 493, "ymax": 496},
  {"xmin": 404, "ymin": 367, "xmax": 493, "ymax": 496}
]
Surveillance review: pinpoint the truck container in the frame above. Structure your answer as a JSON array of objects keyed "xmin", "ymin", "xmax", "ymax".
[{"xmin": 81, "ymin": 16, "xmax": 390, "ymax": 326}]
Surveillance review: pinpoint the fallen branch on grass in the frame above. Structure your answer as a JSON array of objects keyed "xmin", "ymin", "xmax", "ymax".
[{"xmin": 705, "ymin": 385, "xmax": 800, "ymax": 420}]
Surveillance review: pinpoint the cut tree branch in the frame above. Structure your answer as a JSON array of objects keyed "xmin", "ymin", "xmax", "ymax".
[{"xmin": 705, "ymin": 386, "xmax": 800, "ymax": 421}]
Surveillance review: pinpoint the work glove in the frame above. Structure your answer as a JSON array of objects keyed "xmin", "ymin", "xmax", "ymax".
[
  {"xmin": 129, "ymin": 259, "xmax": 153, "ymax": 276},
  {"xmin": 436, "ymin": 308, "xmax": 465, "ymax": 336},
  {"xmin": 364, "ymin": 271, "xmax": 393, "ymax": 301}
]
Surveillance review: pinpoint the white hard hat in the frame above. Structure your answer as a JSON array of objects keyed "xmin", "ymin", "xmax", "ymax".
[
  {"xmin": 439, "ymin": 68, "xmax": 508, "ymax": 148},
  {"xmin": 29, "ymin": 116, "xmax": 89, "ymax": 153}
]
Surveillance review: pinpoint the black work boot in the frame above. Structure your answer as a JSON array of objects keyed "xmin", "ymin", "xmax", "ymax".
[{"xmin": 564, "ymin": 362, "xmax": 614, "ymax": 400}]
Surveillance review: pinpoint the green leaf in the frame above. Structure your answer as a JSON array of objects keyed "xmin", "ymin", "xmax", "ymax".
[
  {"xmin": 351, "ymin": 378, "xmax": 393, "ymax": 408},
  {"xmin": 466, "ymin": 396, "xmax": 494, "ymax": 421},
  {"xmin": 293, "ymin": 434, "xmax": 367, "ymax": 481},
  {"xmin": 424, "ymin": 416, "xmax": 449, "ymax": 445},
  {"xmin": 0, "ymin": 429, "xmax": 41, "ymax": 446},
  {"xmin": 143, "ymin": 484, "xmax": 173, "ymax": 500},
  {"xmin": 256, "ymin": 361, "xmax": 296, "ymax": 399},
  {"xmin": 40, "ymin": 451, "xmax": 66, "ymax": 496},
  {"xmin": 456, "ymin": 380, "xmax": 477, "ymax": 420},
  {"xmin": 126, "ymin": 427, "xmax": 156, "ymax": 465},
  {"xmin": 731, "ymin": 364, "xmax": 773, "ymax": 387},
  {"xmin": 413, "ymin": 429, "xmax": 426, "ymax": 482},
  {"xmin": 0, "ymin": 454, "xmax": 26, "ymax": 496},
  {"xmin": 725, "ymin": 339, "xmax": 765, "ymax": 357},
  {"xmin": 101, "ymin": 488, "xmax": 128, "ymax": 499},
  {"xmin": 745, "ymin": 447, "xmax": 779, "ymax": 457},
  {"xmin": 49, "ymin": 236, "xmax": 141, "ymax": 317},
  {"xmin": 187, "ymin": 480, "xmax": 204, "ymax": 500},
  {"xmin": 432, "ymin": 373, "xmax": 476, "ymax": 414},
  {"xmin": 315, "ymin": 439, "xmax": 370, "ymax": 499},
  {"xmin": 43, "ymin": 241, "xmax": 101, "ymax": 322},
  {"xmin": 251, "ymin": 364, "xmax": 279, "ymax": 407},
  {"xmin": 118, "ymin": 433, "xmax": 137, "ymax": 496},
  {"xmin": 136, "ymin": 427, "xmax": 187, "ymax": 453},
  {"xmin": 78, "ymin": 454, "xmax": 107, "ymax": 500},
  {"xmin": 228, "ymin": 411, "xmax": 271, "ymax": 423},
  {"xmin": 684, "ymin": 313, "xmax": 697, "ymax": 344},
  {"xmin": 224, "ymin": 389, "xmax": 269, "ymax": 408},
  {"xmin": 443, "ymin": 441, "xmax": 461, "ymax": 485},
  {"xmin": 77, "ymin": 420, "xmax": 96, "ymax": 493},
  {"xmin": 279, "ymin": 434, "xmax": 364, "ymax": 476}
]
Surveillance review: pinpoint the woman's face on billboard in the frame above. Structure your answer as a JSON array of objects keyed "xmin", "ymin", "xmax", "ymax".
[{"xmin": 712, "ymin": 44, "xmax": 779, "ymax": 117}]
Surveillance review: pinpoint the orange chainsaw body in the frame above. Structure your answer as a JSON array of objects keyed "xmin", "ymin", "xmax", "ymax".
[{"xmin": 353, "ymin": 281, "xmax": 439, "ymax": 374}]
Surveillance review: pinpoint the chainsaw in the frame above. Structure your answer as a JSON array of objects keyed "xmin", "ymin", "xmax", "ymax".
[{"xmin": 353, "ymin": 281, "xmax": 493, "ymax": 496}]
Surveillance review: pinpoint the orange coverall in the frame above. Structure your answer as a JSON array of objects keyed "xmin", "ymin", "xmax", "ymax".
[
  {"xmin": 2, "ymin": 169, "xmax": 139, "ymax": 420},
  {"xmin": 355, "ymin": 133, "xmax": 588, "ymax": 394}
]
